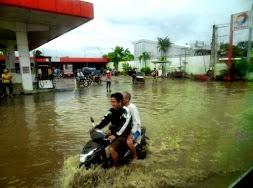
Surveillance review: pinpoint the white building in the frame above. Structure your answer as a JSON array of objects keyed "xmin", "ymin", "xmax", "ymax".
[
  {"xmin": 133, "ymin": 39, "xmax": 194, "ymax": 60},
  {"xmin": 133, "ymin": 39, "xmax": 211, "ymax": 60},
  {"xmin": 133, "ymin": 39, "xmax": 159, "ymax": 59}
]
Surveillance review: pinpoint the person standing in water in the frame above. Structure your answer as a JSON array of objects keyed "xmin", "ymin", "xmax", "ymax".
[
  {"xmin": 152, "ymin": 68, "xmax": 158, "ymax": 80},
  {"xmin": 1, "ymin": 69, "xmax": 13, "ymax": 97},
  {"xmin": 105, "ymin": 70, "xmax": 112, "ymax": 92}
]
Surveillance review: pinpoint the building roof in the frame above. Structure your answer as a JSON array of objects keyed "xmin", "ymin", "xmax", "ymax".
[
  {"xmin": 0, "ymin": 0, "xmax": 94, "ymax": 49},
  {"xmin": 133, "ymin": 39, "xmax": 158, "ymax": 45}
]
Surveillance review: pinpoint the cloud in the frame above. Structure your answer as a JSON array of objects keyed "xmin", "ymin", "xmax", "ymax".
[{"xmin": 37, "ymin": 0, "xmax": 252, "ymax": 57}]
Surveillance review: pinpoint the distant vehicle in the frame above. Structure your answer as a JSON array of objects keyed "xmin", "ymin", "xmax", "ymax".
[
  {"xmin": 135, "ymin": 72, "xmax": 145, "ymax": 83},
  {"xmin": 78, "ymin": 67, "xmax": 102, "ymax": 86},
  {"xmin": 81, "ymin": 67, "xmax": 101, "ymax": 76},
  {"xmin": 63, "ymin": 64, "xmax": 74, "ymax": 77}
]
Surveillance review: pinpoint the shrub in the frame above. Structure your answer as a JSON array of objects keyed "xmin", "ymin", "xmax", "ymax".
[
  {"xmin": 215, "ymin": 69, "xmax": 228, "ymax": 81},
  {"xmin": 231, "ymin": 59, "xmax": 248, "ymax": 80},
  {"xmin": 141, "ymin": 67, "xmax": 151, "ymax": 75},
  {"xmin": 122, "ymin": 62, "xmax": 132, "ymax": 73}
]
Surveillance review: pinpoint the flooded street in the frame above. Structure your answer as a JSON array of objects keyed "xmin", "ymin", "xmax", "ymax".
[{"xmin": 0, "ymin": 77, "xmax": 253, "ymax": 188}]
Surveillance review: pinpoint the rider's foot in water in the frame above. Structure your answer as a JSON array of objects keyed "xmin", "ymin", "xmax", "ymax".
[
  {"xmin": 132, "ymin": 155, "xmax": 137, "ymax": 161},
  {"xmin": 131, "ymin": 159, "xmax": 140, "ymax": 166}
]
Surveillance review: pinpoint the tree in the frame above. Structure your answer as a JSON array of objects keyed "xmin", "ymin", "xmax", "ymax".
[
  {"xmin": 157, "ymin": 36, "xmax": 171, "ymax": 59},
  {"xmin": 122, "ymin": 62, "xmax": 132, "ymax": 73},
  {"xmin": 122, "ymin": 48, "xmax": 134, "ymax": 61},
  {"xmin": 237, "ymin": 41, "xmax": 253, "ymax": 58},
  {"xmin": 103, "ymin": 46, "xmax": 134, "ymax": 71},
  {"xmin": 157, "ymin": 36, "xmax": 171, "ymax": 76},
  {"xmin": 141, "ymin": 52, "xmax": 151, "ymax": 68},
  {"xmin": 33, "ymin": 50, "xmax": 43, "ymax": 57},
  {"xmin": 138, "ymin": 55, "xmax": 142, "ymax": 68},
  {"xmin": 219, "ymin": 42, "xmax": 251, "ymax": 58}
]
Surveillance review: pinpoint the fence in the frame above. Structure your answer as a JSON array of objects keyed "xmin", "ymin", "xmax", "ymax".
[{"xmin": 107, "ymin": 55, "xmax": 226, "ymax": 75}]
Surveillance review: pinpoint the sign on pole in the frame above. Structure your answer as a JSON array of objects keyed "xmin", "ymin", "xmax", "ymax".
[{"xmin": 232, "ymin": 11, "xmax": 250, "ymax": 31}]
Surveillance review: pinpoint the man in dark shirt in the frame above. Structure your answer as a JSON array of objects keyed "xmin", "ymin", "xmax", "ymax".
[{"xmin": 95, "ymin": 92, "xmax": 132, "ymax": 165}]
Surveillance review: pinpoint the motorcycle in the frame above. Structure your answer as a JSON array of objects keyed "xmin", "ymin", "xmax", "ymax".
[
  {"xmin": 77, "ymin": 76, "xmax": 90, "ymax": 87},
  {"xmin": 79, "ymin": 117, "xmax": 148, "ymax": 169}
]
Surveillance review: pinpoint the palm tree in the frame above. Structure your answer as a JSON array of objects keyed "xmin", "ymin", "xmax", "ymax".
[
  {"xmin": 142, "ymin": 52, "xmax": 151, "ymax": 68},
  {"xmin": 157, "ymin": 36, "xmax": 171, "ymax": 76},
  {"xmin": 157, "ymin": 36, "xmax": 171, "ymax": 59},
  {"xmin": 104, "ymin": 46, "xmax": 134, "ymax": 71},
  {"xmin": 33, "ymin": 50, "xmax": 43, "ymax": 57},
  {"xmin": 138, "ymin": 55, "xmax": 142, "ymax": 69}
]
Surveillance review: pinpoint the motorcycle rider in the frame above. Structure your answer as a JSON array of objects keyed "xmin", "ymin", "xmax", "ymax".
[
  {"xmin": 94, "ymin": 92, "xmax": 132, "ymax": 165},
  {"xmin": 123, "ymin": 92, "xmax": 141, "ymax": 160}
]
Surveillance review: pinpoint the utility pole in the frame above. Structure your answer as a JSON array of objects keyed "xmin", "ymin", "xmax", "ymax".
[
  {"xmin": 210, "ymin": 25, "xmax": 218, "ymax": 74},
  {"xmin": 227, "ymin": 15, "xmax": 234, "ymax": 81},
  {"xmin": 247, "ymin": 4, "xmax": 253, "ymax": 62}
]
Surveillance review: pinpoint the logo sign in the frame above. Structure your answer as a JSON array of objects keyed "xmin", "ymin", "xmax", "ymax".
[{"xmin": 232, "ymin": 11, "xmax": 250, "ymax": 31}]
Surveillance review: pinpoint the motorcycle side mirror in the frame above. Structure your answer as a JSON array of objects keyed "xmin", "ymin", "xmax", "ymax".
[{"xmin": 90, "ymin": 117, "xmax": 95, "ymax": 123}]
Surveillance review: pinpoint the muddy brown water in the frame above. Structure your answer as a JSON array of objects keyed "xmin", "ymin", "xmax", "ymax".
[{"xmin": 0, "ymin": 77, "xmax": 253, "ymax": 188}]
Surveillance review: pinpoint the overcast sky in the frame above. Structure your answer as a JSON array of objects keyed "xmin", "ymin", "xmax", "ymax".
[{"xmin": 37, "ymin": 0, "xmax": 252, "ymax": 57}]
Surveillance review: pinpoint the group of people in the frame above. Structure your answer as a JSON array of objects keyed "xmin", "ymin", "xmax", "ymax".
[
  {"xmin": 0, "ymin": 68, "xmax": 13, "ymax": 98},
  {"xmin": 94, "ymin": 91, "xmax": 141, "ymax": 165}
]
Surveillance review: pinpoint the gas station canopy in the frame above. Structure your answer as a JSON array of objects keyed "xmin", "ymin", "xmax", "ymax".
[
  {"xmin": 0, "ymin": 0, "xmax": 94, "ymax": 92},
  {"xmin": 0, "ymin": 0, "xmax": 94, "ymax": 49}
]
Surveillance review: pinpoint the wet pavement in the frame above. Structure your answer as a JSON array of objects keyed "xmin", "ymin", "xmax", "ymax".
[{"xmin": 0, "ymin": 77, "xmax": 253, "ymax": 187}]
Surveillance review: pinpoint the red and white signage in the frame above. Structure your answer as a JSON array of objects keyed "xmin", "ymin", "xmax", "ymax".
[{"xmin": 232, "ymin": 11, "xmax": 251, "ymax": 31}]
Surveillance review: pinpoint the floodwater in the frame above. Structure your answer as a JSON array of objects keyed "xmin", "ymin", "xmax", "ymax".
[{"xmin": 0, "ymin": 77, "xmax": 253, "ymax": 188}]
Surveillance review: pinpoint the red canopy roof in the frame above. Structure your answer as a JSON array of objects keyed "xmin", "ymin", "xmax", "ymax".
[
  {"xmin": 59, "ymin": 57, "xmax": 108, "ymax": 64},
  {"xmin": 0, "ymin": 56, "xmax": 109, "ymax": 65},
  {"xmin": 0, "ymin": 0, "xmax": 94, "ymax": 49},
  {"xmin": 0, "ymin": 0, "xmax": 93, "ymax": 19}
]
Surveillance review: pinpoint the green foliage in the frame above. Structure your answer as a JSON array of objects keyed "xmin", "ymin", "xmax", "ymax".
[
  {"xmin": 248, "ymin": 62, "xmax": 253, "ymax": 72},
  {"xmin": 138, "ymin": 55, "xmax": 142, "ymax": 63},
  {"xmin": 141, "ymin": 66, "xmax": 151, "ymax": 75},
  {"xmin": 104, "ymin": 46, "xmax": 134, "ymax": 71},
  {"xmin": 139, "ymin": 52, "xmax": 151, "ymax": 67},
  {"xmin": 142, "ymin": 52, "xmax": 151, "ymax": 62},
  {"xmin": 237, "ymin": 41, "xmax": 253, "ymax": 57},
  {"xmin": 122, "ymin": 62, "xmax": 133, "ymax": 73},
  {"xmin": 122, "ymin": 48, "xmax": 134, "ymax": 61},
  {"xmin": 215, "ymin": 69, "xmax": 228, "ymax": 81},
  {"xmin": 159, "ymin": 56, "xmax": 167, "ymax": 61},
  {"xmin": 216, "ymin": 59, "xmax": 253, "ymax": 80},
  {"xmin": 232, "ymin": 59, "xmax": 250, "ymax": 80},
  {"xmin": 33, "ymin": 50, "xmax": 43, "ymax": 57},
  {"xmin": 157, "ymin": 36, "xmax": 171, "ymax": 59},
  {"xmin": 219, "ymin": 41, "xmax": 253, "ymax": 58}
]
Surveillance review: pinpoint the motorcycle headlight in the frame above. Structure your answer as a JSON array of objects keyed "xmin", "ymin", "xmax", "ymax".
[
  {"xmin": 80, "ymin": 149, "xmax": 96, "ymax": 163},
  {"xmin": 80, "ymin": 154, "xmax": 87, "ymax": 163}
]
